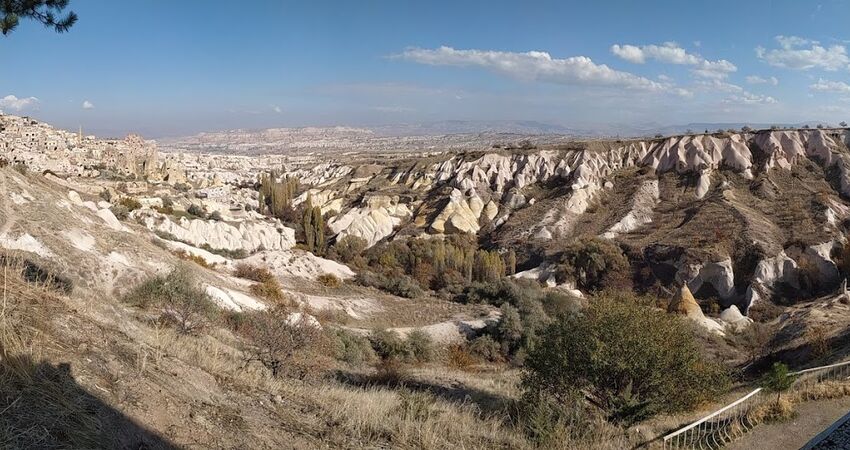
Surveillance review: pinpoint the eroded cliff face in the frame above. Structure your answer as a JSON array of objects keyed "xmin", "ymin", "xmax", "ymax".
[{"xmin": 298, "ymin": 128, "xmax": 850, "ymax": 311}]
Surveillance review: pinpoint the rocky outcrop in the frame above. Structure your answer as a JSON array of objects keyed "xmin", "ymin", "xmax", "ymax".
[
  {"xmin": 240, "ymin": 249, "xmax": 355, "ymax": 281},
  {"xmin": 668, "ymin": 285, "xmax": 724, "ymax": 334},
  {"xmin": 685, "ymin": 258, "xmax": 736, "ymax": 300},
  {"xmin": 430, "ymin": 188, "xmax": 485, "ymax": 234},
  {"xmin": 328, "ymin": 195, "xmax": 411, "ymax": 247},
  {"xmin": 134, "ymin": 210, "xmax": 296, "ymax": 253},
  {"xmin": 720, "ymin": 305, "xmax": 752, "ymax": 332},
  {"xmin": 601, "ymin": 179, "xmax": 659, "ymax": 238}
]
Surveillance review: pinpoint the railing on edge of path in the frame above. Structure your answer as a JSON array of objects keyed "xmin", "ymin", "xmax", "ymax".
[{"xmin": 660, "ymin": 360, "xmax": 850, "ymax": 449}]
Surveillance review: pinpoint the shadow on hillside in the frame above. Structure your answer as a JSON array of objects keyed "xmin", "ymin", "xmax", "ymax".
[
  {"xmin": 334, "ymin": 370, "xmax": 515, "ymax": 418},
  {"xmin": 0, "ymin": 352, "xmax": 177, "ymax": 449}
]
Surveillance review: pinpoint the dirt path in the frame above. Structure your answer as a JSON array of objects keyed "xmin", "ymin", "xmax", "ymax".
[{"xmin": 726, "ymin": 397, "xmax": 850, "ymax": 450}]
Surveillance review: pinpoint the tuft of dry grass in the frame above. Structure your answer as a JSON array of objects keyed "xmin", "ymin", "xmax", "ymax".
[
  {"xmin": 317, "ymin": 273, "xmax": 342, "ymax": 288},
  {"xmin": 747, "ymin": 397, "xmax": 795, "ymax": 425},
  {"xmin": 233, "ymin": 263, "xmax": 274, "ymax": 283}
]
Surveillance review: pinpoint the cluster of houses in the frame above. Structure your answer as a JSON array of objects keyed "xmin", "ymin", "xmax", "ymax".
[{"xmin": 0, "ymin": 113, "xmax": 186, "ymax": 184}]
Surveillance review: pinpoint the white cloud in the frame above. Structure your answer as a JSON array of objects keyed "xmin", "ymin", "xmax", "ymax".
[
  {"xmin": 399, "ymin": 46, "xmax": 671, "ymax": 92},
  {"xmin": 723, "ymin": 92, "xmax": 778, "ymax": 105},
  {"xmin": 610, "ymin": 42, "xmax": 736, "ymax": 79},
  {"xmin": 810, "ymin": 78, "xmax": 850, "ymax": 93},
  {"xmin": 82, "ymin": 100, "xmax": 94, "ymax": 109},
  {"xmin": 0, "ymin": 95, "xmax": 39, "ymax": 111},
  {"xmin": 756, "ymin": 35, "xmax": 849, "ymax": 70},
  {"xmin": 272, "ymin": 105, "xmax": 282, "ymax": 113},
  {"xmin": 745, "ymin": 75, "xmax": 779, "ymax": 86}
]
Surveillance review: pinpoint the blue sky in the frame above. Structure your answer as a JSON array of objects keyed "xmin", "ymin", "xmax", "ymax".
[{"xmin": 2, "ymin": 0, "xmax": 850, "ymax": 136}]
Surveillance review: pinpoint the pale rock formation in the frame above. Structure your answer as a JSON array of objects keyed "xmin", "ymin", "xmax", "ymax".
[
  {"xmin": 483, "ymin": 200, "xmax": 499, "ymax": 221},
  {"xmin": 0, "ymin": 233, "xmax": 53, "ymax": 257},
  {"xmin": 668, "ymin": 285, "xmax": 725, "ymax": 334},
  {"xmin": 720, "ymin": 305, "xmax": 753, "ymax": 332},
  {"xmin": 430, "ymin": 188, "xmax": 484, "ymax": 234},
  {"xmin": 329, "ymin": 195, "xmax": 411, "ymax": 247},
  {"xmin": 685, "ymin": 258, "xmax": 736, "ymax": 300},
  {"xmin": 205, "ymin": 285, "xmax": 266, "ymax": 311},
  {"xmin": 744, "ymin": 251, "xmax": 799, "ymax": 308},
  {"xmin": 602, "ymin": 179, "xmax": 659, "ymax": 239},
  {"xmin": 240, "ymin": 249, "xmax": 355, "ymax": 281},
  {"xmin": 134, "ymin": 210, "xmax": 295, "ymax": 253},
  {"xmin": 804, "ymin": 242, "xmax": 841, "ymax": 286},
  {"xmin": 96, "ymin": 208, "xmax": 123, "ymax": 231},
  {"xmin": 157, "ymin": 238, "xmax": 228, "ymax": 266},
  {"xmin": 62, "ymin": 229, "xmax": 95, "ymax": 252}
]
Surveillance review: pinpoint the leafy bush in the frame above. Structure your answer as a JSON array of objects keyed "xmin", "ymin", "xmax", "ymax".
[
  {"xmin": 122, "ymin": 266, "xmax": 217, "ymax": 334},
  {"xmin": 327, "ymin": 329, "xmax": 377, "ymax": 367},
  {"xmin": 369, "ymin": 329, "xmax": 412, "ymax": 361},
  {"xmin": 208, "ymin": 210, "xmax": 223, "ymax": 221},
  {"xmin": 523, "ymin": 291, "xmax": 729, "ymax": 425},
  {"xmin": 331, "ymin": 235, "xmax": 368, "ymax": 264},
  {"xmin": 556, "ymin": 238, "xmax": 631, "ymax": 292},
  {"xmin": 110, "ymin": 204, "xmax": 129, "ymax": 220},
  {"xmin": 317, "ymin": 273, "xmax": 341, "ymax": 288},
  {"xmin": 445, "ymin": 344, "xmax": 477, "ymax": 370},
  {"xmin": 356, "ymin": 271, "xmax": 423, "ymax": 298},
  {"xmin": 406, "ymin": 329, "xmax": 434, "ymax": 363},
  {"xmin": 468, "ymin": 335, "xmax": 502, "ymax": 362}
]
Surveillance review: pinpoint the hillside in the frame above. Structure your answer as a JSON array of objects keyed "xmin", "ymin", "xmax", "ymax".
[{"xmin": 4, "ymin": 113, "xmax": 850, "ymax": 448}]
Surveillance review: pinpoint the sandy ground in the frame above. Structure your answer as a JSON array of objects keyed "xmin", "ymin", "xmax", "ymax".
[{"xmin": 726, "ymin": 397, "xmax": 850, "ymax": 450}]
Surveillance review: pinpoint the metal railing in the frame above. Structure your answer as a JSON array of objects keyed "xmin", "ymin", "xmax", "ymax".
[{"xmin": 660, "ymin": 360, "xmax": 850, "ymax": 449}]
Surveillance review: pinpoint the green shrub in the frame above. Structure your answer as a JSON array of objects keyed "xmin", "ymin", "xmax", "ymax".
[
  {"xmin": 556, "ymin": 237, "xmax": 631, "ymax": 292},
  {"xmin": 122, "ymin": 266, "xmax": 217, "ymax": 334},
  {"xmin": 356, "ymin": 271, "xmax": 423, "ymax": 299},
  {"xmin": 187, "ymin": 203, "xmax": 207, "ymax": 219},
  {"xmin": 328, "ymin": 329, "xmax": 377, "ymax": 367},
  {"xmin": 369, "ymin": 329, "xmax": 412, "ymax": 361},
  {"xmin": 331, "ymin": 235, "xmax": 368, "ymax": 263},
  {"xmin": 406, "ymin": 329, "xmax": 434, "ymax": 363},
  {"xmin": 469, "ymin": 335, "xmax": 502, "ymax": 362},
  {"xmin": 208, "ymin": 210, "xmax": 223, "ymax": 221},
  {"xmin": 523, "ymin": 291, "xmax": 729, "ymax": 425},
  {"xmin": 110, "ymin": 204, "xmax": 129, "ymax": 220}
]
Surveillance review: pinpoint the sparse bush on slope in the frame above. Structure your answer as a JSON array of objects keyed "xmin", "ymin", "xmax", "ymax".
[
  {"xmin": 122, "ymin": 265, "xmax": 217, "ymax": 334},
  {"xmin": 240, "ymin": 307, "xmax": 328, "ymax": 380}
]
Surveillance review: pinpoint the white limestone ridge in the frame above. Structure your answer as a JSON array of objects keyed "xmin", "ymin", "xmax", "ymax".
[
  {"xmin": 318, "ymin": 129, "xmax": 850, "ymax": 246},
  {"xmin": 133, "ymin": 209, "xmax": 296, "ymax": 253},
  {"xmin": 601, "ymin": 179, "xmax": 660, "ymax": 239},
  {"xmin": 328, "ymin": 195, "xmax": 412, "ymax": 247}
]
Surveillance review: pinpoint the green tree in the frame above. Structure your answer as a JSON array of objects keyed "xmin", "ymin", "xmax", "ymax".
[
  {"xmin": 301, "ymin": 196, "xmax": 324, "ymax": 253},
  {"xmin": 523, "ymin": 292, "xmax": 728, "ymax": 425},
  {"xmin": 557, "ymin": 237, "xmax": 631, "ymax": 292},
  {"xmin": 761, "ymin": 362, "xmax": 795, "ymax": 401},
  {"xmin": 1, "ymin": 0, "xmax": 77, "ymax": 35}
]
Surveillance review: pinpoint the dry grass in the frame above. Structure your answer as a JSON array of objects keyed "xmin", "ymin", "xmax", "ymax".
[{"xmin": 747, "ymin": 397, "xmax": 795, "ymax": 425}]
